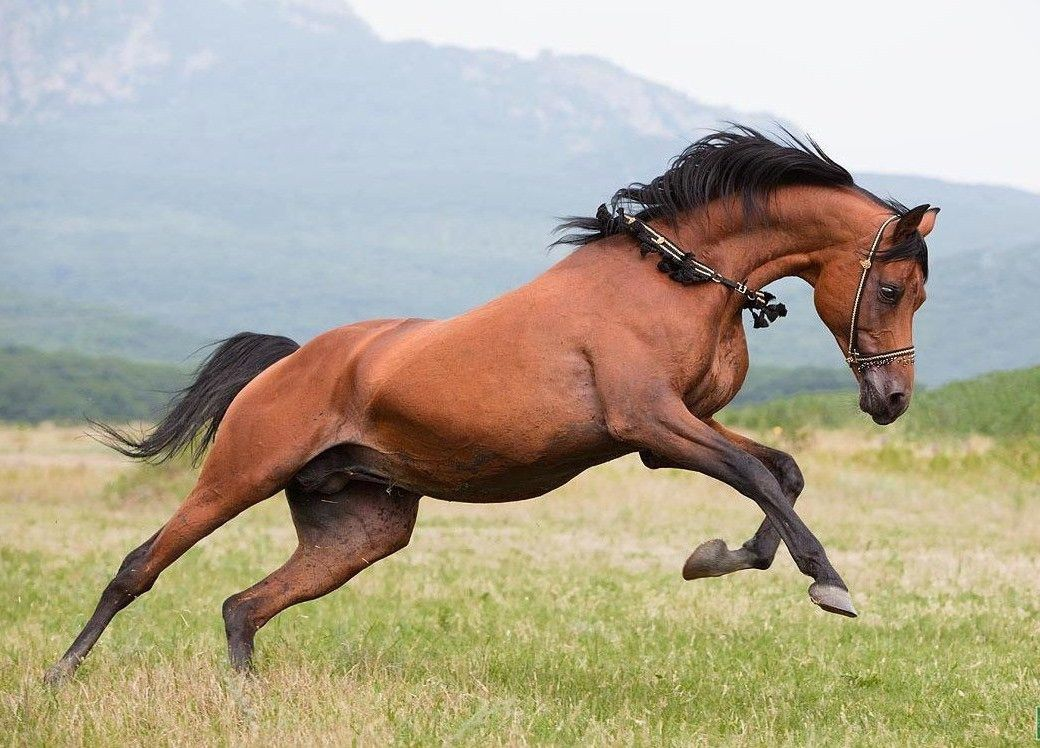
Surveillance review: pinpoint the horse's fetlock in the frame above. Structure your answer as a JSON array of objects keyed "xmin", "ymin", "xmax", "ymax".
[{"xmin": 754, "ymin": 557, "xmax": 773, "ymax": 571}]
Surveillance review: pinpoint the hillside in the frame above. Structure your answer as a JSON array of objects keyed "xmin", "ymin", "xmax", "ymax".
[
  {"xmin": 0, "ymin": 346, "xmax": 186, "ymax": 423},
  {"xmin": 2, "ymin": 0, "xmax": 1039, "ymax": 383},
  {"xmin": 724, "ymin": 366, "xmax": 1040, "ymax": 438},
  {"xmin": 0, "ymin": 291, "xmax": 200, "ymax": 363}
]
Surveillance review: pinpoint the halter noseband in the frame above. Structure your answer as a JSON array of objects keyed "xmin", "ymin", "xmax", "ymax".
[{"xmin": 844, "ymin": 215, "xmax": 916, "ymax": 371}]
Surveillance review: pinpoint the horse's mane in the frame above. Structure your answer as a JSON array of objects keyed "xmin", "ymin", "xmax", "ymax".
[{"xmin": 553, "ymin": 125, "xmax": 927, "ymax": 277}]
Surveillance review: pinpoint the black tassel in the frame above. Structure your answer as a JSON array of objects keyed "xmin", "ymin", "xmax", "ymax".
[
  {"xmin": 657, "ymin": 255, "xmax": 704, "ymax": 285},
  {"xmin": 747, "ymin": 294, "xmax": 787, "ymax": 328}
]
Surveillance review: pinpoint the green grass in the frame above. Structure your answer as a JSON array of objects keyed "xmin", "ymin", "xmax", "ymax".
[{"xmin": 0, "ymin": 423, "xmax": 1037, "ymax": 745}]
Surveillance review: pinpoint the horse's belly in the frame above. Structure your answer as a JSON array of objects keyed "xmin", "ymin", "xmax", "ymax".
[
  {"xmin": 377, "ymin": 425, "xmax": 627, "ymax": 502},
  {"xmin": 417, "ymin": 446, "xmax": 628, "ymax": 503},
  {"xmin": 327, "ymin": 416, "xmax": 626, "ymax": 503}
]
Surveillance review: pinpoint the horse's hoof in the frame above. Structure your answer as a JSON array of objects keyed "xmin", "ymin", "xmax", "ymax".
[
  {"xmin": 43, "ymin": 661, "xmax": 75, "ymax": 687},
  {"xmin": 683, "ymin": 538, "xmax": 730, "ymax": 580},
  {"xmin": 808, "ymin": 582, "xmax": 858, "ymax": 618}
]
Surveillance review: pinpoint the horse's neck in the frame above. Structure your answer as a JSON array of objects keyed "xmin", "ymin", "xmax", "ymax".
[
  {"xmin": 661, "ymin": 187, "xmax": 885, "ymax": 291},
  {"xmin": 574, "ymin": 189, "xmax": 877, "ymax": 384}
]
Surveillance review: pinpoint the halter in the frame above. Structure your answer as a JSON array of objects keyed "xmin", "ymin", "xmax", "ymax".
[
  {"xmin": 612, "ymin": 206, "xmax": 788, "ymax": 329},
  {"xmin": 845, "ymin": 215, "xmax": 916, "ymax": 371}
]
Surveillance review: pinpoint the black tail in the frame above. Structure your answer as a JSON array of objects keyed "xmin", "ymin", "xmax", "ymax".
[{"xmin": 95, "ymin": 332, "xmax": 300, "ymax": 465}]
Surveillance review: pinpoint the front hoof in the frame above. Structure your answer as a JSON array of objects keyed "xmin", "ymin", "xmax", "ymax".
[
  {"xmin": 808, "ymin": 582, "xmax": 858, "ymax": 618},
  {"xmin": 683, "ymin": 538, "xmax": 731, "ymax": 580}
]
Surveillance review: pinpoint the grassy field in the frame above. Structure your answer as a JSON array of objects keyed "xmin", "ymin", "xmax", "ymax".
[{"xmin": 0, "ymin": 421, "xmax": 1037, "ymax": 746}]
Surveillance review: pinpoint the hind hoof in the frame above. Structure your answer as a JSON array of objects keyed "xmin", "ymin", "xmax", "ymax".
[
  {"xmin": 808, "ymin": 582, "xmax": 858, "ymax": 618},
  {"xmin": 683, "ymin": 538, "xmax": 733, "ymax": 580},
  {"xmin": 43, "ymin": 661, "xmax": 75, "ymax": 687}
]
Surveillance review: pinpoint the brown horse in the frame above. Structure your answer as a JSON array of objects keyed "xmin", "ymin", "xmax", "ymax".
[{"xmin": 46, "ymin": 129, "xmax": 939, "ymax": 683}]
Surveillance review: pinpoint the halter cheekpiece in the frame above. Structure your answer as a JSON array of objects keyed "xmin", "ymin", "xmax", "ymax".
[
  {"xmin": 844, "ymin": 214, "xmax": 916, "ymax": 371},
  {"xmin": 612, "ymin": 205, "xmax": 916, "ymax": 370},
  {"xmin": 609, "ymin": 205, "xmax": 788, "ymax": 329}
]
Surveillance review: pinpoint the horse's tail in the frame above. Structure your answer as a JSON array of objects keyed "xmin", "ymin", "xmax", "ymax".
[{"xmin": 95, "ymin": 332, "xmax": 300, "ymax": 464}]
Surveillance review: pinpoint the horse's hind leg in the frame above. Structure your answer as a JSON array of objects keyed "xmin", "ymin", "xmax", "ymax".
[
  {"xmin": 222, "ymin": 481, "xmax": 420, "ymax": 672},
  {"xmin": 44, "ymin": 402, "xmax": 336, "ymax": 684},
  {"xmin": 43, "ymin": 477, "xmax": 274, "ymax": 685}
]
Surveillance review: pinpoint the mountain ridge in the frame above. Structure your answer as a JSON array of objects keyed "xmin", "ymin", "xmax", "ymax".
[{"xmin": 2, "ymin": 0, "xmax": 1038, "ymax": 383}]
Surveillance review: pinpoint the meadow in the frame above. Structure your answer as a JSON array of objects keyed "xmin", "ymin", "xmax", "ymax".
[{"xmin": 0, "ymin": 394, "xmax": 1036, "ymax": 747}]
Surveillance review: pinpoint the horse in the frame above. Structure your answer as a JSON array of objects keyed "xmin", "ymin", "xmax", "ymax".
[{"xmin": 45, "ymin": 127, "xmax": 938, "ymax": 683}]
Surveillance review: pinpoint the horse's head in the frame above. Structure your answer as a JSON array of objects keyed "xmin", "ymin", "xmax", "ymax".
[{"xmin": 813, "ymin": 203, "xmax": 939, "ymax": 425}]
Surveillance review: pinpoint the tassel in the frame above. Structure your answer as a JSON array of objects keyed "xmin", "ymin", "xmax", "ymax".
[{"xmin": 747, "ymin": 293, "xmax": 787, "ymax": 328}]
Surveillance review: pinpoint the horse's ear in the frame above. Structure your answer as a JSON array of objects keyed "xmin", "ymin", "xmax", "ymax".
[
  {"xmin": 917, "ymin": 206, "xmax": 940, "ymax": 237},
  {"xmin": 894, "ymin": 204, "xmax": 940, "ymax": 241}
]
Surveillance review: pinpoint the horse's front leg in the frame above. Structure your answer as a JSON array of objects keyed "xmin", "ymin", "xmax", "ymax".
[
  {"xmin": 610, "ymin": 394, "xmax": 855, "ymax": 617},
  {"xmin": 679, "ymin": 418, "xmax": 804, "ymax": 580}
]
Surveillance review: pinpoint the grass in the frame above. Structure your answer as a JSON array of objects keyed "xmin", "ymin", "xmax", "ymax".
[{"xmin": 0, "ymin": 422, "xmax": 1037, "ymax": 745}]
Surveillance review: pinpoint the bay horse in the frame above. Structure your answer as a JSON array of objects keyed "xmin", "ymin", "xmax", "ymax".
[{"xmin": 46, "ymin": 128, "xmax": 938, "ymax": 683}]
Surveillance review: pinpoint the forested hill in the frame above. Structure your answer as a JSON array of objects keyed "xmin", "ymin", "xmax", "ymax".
[{"xmin": 0, "ymin": 347, "xmax": 186, "ymax": 423}]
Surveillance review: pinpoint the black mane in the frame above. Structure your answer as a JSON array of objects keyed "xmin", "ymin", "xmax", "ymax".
[{"xmin": 553, "ymin": 125, "xmax": 928, "ymax": 276}]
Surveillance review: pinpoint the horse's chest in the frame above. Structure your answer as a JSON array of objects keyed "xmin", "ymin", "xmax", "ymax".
[{"xmin": 683, "ymin": 332, "xmax": 749, "ymax": 417}]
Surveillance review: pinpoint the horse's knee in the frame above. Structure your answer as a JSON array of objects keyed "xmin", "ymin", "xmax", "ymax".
[
  {"xmin": 381, "ymin": 502, "xmax": 418, "ymax": 554},
  {"xmin": 771, "ymin": 451, "xmax": 804, "ymax": 501},
  {"xmin": 362, "ymin": 489, "xmax": 420, "ymax": 558},
  {"xmin": 384, "ymin": 524, "xmax": 413, "ymax": 555}
]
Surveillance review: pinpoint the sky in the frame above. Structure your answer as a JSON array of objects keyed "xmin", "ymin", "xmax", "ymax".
[{"xmin": 349, "ymin": 0, "xmax": 1040, "ymax": 193}]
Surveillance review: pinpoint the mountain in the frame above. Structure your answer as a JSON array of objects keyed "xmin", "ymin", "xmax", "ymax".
[{"xmin": 2, "ymin": 0, "xmax": 1038, "ymax": 384}]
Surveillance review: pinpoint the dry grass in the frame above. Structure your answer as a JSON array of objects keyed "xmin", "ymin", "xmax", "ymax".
[{"xmin": 0, "ymin": 424, "xmax": 1037, "ymax": 746}]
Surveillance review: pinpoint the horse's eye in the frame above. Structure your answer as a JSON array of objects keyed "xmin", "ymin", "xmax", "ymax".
[{"xmin": 878, "ymin": 284, "xmax": 901, "ymax": 304}]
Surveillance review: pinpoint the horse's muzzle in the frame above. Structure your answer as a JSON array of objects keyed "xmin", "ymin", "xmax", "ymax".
[{"xmin": 858, "ymin": 367, "xmax": 912, "ymax": 425}]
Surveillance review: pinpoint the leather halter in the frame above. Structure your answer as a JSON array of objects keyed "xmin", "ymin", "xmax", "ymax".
[{"xmin": 845, "ymin": 215, "xmax": 916, "ymax": 371}]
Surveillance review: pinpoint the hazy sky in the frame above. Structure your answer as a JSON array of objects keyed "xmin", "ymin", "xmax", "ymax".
[{"xmin": 349, "ymin": 0, "xmax": 1039, "ymax": 193}]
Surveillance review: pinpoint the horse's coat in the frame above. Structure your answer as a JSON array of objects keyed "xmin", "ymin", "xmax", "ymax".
[{"xmin": 46, "ymin": 129, "xmax": 938, "ymax": 682}]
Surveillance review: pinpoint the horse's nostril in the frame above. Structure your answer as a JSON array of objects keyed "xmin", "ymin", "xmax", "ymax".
[{"xmin": 889, "ymin": 391, "xmax": 907, "ymax": 410}]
